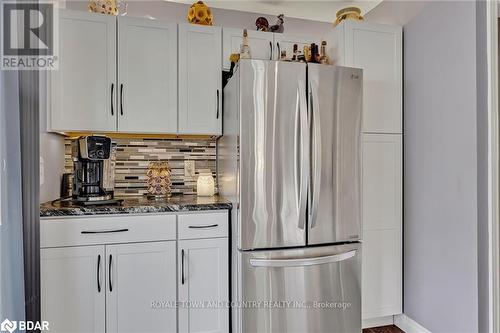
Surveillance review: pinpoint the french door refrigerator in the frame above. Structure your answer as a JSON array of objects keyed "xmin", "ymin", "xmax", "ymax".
[{"xmin": 219, "ymin": 59, "xmax": 362, "ymax": 333}]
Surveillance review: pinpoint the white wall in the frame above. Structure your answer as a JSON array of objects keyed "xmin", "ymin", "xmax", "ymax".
[
  {"xmin": 39, "ymin": 71, "xmax": 65, "ymax": 203},
  {"xmin": 475, "ymin": 2, "xmax": 493, "ymax": 332},
  {"xmin": 404, "ymin": 1, "xmax": 479, "ymax": 331},
  {"xmin": 364, "ymin": 0, "xmax": 428, "ymax": 26}
]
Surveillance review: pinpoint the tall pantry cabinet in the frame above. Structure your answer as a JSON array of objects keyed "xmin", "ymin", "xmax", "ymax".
[{"xmin": 326, "ymin": 21, "xmax": 403, "ymax": 325}]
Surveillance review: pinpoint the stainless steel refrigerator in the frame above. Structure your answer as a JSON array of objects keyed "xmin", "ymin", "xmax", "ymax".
[{"xmin": 219, "ymin": 59, "xmax": 363, "ymax": 333}]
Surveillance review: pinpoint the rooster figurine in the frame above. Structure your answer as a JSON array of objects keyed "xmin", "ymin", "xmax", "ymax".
[{"xmin": 269, "ymin": 14, "xmax": 284, "ymax": 33}]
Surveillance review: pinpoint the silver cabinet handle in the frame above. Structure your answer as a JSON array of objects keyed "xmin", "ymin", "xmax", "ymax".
[
  {"xmin": 249, "ymin": 250, "xmax": 357, "ymax": 268},
  {"xmin": 188, "ymin": 224, "xmax": 218, "ymax": 229},
  {"xmin": 269, "ymin": 41, "xmax": 272, "ymax": 60},
  {"xmin": 277, "ymin": 42, "xmax": 280, "ymax": 60},
  {"xmin": 81, "ymin": 229, "xmax": 129, "ymax": 234},
  {"xmin": 97, "ymin": 254, "xmax": 101, "ymax": 293}
]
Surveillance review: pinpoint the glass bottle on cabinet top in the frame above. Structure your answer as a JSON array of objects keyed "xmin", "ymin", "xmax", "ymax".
[{"xmin": 240, "ymin": 29, "xmax": 251, "ymax": 59}]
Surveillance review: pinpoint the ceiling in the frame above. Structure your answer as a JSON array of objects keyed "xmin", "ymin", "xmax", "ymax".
[{"xmin": 165, "ymin": 0, "xmax": 383, "ymax": 23}]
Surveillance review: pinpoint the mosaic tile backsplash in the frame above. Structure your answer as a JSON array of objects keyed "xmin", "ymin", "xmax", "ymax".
[{"xmin": 65, "ymin": 138, "xmax": 217, "ymax": 196}]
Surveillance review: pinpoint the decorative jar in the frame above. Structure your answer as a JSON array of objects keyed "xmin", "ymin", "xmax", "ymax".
[
  {"xmin": 146, "ymin": 161, "xmax": 172, "ymax": 199},
  {"xmin": 197, "ymin": 172, "xmax": 215, "ymax": 196}
]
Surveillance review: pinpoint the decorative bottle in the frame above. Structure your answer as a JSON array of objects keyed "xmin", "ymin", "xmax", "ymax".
[
  {"xmin": 319, "ymin": 41, "xmax": 330, "ymax": 64},
  {"xmin": 240, "ymin": 29, "xmax": 251, "ymax": 59}
]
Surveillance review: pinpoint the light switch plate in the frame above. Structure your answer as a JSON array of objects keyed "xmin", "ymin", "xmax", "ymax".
[
  {"xmin": 184, "ymin": 160, "xmax": 195, "ymax": 177},
  {"xmin": 40, "ymin": 156, "xmax": 45, "ymax": 186}
]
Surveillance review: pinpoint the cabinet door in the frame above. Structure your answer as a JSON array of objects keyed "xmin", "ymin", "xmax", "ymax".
[
  {"xmin": 273, "ymin": 33, "xmax": 316, "ymax": 60},
  {"xmin": 361, "ymin": 134, "xmax": 402, "ymax": 319},
  {"xmin": 344, "ymin": 21, "xmax": 402, "ymax": 133},
  {"xmin": 118, "ymin": 18, "xmax": 177, "ymax": 133},
  {"xmin": 178, "ymin": 238, "xmax": 229, "ymax": 333},
  {"xmin": 50, "ymin": 10, "xmax": 116, "ymax": 132},
  {"xmin": 106, "ymin": 241, "xmax": 177, "ymax": 333},
  {"xmin": 178, "ymin": 24, "xmax": 222, "ymax": 135},
  {"xmin": 41, "ymin": 246, "xmax": 105, "ymax": 333},
  {"xmin": 222, "ymin": 28, "xmax": 274, "ymax": 69}
]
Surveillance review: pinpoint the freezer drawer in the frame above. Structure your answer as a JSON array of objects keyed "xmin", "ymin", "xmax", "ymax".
[{"xmin": 239, "ymin": 243, "xmax": 361, "ymax": 333}]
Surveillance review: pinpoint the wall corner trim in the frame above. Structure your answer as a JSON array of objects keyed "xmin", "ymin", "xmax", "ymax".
[{"xmin": 394, "ymin": 314, "xmax": 432, "ymax": 333}]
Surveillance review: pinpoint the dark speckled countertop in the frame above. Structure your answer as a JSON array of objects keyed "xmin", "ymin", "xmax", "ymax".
[{"xmin": 40, "ymin": 195, "xmax": 232, "ymax": 217}]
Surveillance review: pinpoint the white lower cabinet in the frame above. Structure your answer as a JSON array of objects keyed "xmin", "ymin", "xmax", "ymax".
[
  {"xmin": 106, "ymin": 241, "xmax": 177, "ymax": 333},
  {"xmin": 41, "ymin": 242, "xmax": 177, "ymax": 333},
  {"xmin": 41, "ymin": 212, "xmax": 229, "ymax": 333},
  {"xmin": 41, "ymin": 245, "xmax": 106, "ymax": 333},
  {"xmin": 178, "ymin": 238, "xmax": 229, "ymax": 333}
]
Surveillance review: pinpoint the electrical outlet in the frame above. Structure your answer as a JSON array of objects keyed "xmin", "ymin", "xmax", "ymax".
[{"xmin": 184, "ymin": 160, "xmax": 195, "ymax": 177}]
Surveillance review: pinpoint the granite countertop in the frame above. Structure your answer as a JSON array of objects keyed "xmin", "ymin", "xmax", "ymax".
[{"xmin": 40, "ymin": 195, "xmax": 232, "ymax": 217}]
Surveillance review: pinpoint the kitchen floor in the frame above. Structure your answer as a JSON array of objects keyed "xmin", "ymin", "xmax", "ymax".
[{"xmin": 363, "ymin": 325, "xmax": 405, "ymax": 333}]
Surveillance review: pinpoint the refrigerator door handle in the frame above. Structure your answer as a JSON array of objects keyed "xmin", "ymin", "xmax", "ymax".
[
  {"xmin": 309, "ymin": 83, "xmax": 322, "ymax": 228},
  {"xmin": 249, "ymin": 250, "xmax": 357, "ymax": 268},
  {"xmin": 296, "ymin": 82, "xmax": 308, "ymax": 230}
]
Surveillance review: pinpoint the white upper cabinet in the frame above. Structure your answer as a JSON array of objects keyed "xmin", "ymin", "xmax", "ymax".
[
  {"xmin": 41, "ymin": 245, "xmax": 106, "ymax": 333},
  {"xmin": 106, "ymin": 241, "xmax": 177, "ymax": 333},
  {"xmin": 273, "ymin": 33, "xmax": 316, "ymax": 60},
  {"xmin": 178, "ymin": 24, "xmax": 222, "ymax": 135},
  {"xmin": 50, "ymin": 10, "xmax": 116, "ymax": 132},
  {"xmin": 222, "ymin": 28, "xmax": 274, "ymax": 69},
  {"xmin": 117, "ymin": 17, "xmax": 177, "ymax": 133},
  {"xmin": 328, "ymin": 21, "xmax": 402, "ymax": 134}
]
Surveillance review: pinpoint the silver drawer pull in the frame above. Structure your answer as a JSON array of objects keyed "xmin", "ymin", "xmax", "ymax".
[
  {"xmin": 250, "ymin": 250, "xmax": 357, "ymax": 268},
  {"xmin": 81, "ymin": 229, "xmax": 129, "ymax": 234},
  {"xmin": 188, "ymin": 224, "xmax": 219, "ymax": 229}
]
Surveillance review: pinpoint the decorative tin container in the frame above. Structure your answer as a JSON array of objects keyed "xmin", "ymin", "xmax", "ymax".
[
  {"xmin": 146, "ymin": 161, "xmax": 172, "ymax": 199},
  {"xmin": 333, "ymin": 7, "xmax": 364, "ymax": 27}
]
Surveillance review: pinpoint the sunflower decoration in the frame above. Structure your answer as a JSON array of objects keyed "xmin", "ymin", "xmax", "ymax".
[
  {"xmin": 187, "ymin": 1, "xmax": 213, "ymax": 26},
  {"xmin": 88, "ymin": 0, "xmax": 118, "ymax": 15}
]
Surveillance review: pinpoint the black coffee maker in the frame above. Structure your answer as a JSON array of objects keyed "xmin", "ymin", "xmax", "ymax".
[{"xmin": 73, "ymin": 135, "xmax": 115, "ymax": 203}]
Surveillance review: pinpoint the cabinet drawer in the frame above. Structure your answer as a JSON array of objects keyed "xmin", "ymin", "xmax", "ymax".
[
  {"xmin": 41, "ymin": 214, "xmax": 176, "ymax": 248},
  {"xmin": 178, "ymin": 212, "xmax": 228, "ymax": 240}
]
